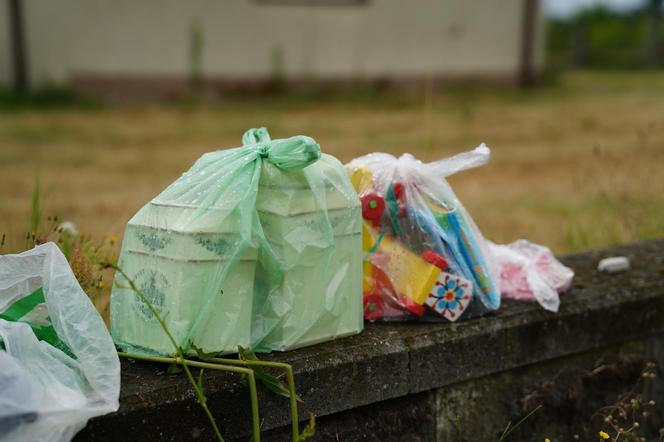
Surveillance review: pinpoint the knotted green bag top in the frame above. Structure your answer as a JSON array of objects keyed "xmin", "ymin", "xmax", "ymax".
[
  {"xmin": 111, "ymin": 128, "xmax": 363, "ymax": 355},
  {"xmin": 242, "ymin": 127, "xmax": 321, "ymax": 169}
]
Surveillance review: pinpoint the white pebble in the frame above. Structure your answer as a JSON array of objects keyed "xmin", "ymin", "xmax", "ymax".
[{"xmin": 598, "ymin": 256, "xmax": 630, "ymax": 273}]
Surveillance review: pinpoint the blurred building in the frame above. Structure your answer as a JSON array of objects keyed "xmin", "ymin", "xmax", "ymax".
[{"xmin": 1, "ymin": 0, "xmax": 545, "ymax": 100}]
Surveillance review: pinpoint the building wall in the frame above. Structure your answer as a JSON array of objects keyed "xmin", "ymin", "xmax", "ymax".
[
  {"xmin": 2, "ymin": 0, "xmax": 543, "ymax": 88},
  {"xmin": 0, "ymin": 0, "xmax": 12, "ymax": 86}
]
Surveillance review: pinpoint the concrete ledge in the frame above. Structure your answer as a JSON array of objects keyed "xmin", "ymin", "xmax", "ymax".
[{"xmin": 76, "ymin": 240, "xmax": 664, "ymax": 441}]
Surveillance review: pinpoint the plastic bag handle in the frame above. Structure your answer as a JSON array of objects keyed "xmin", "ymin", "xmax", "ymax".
[
  {"xmin": 422, "ymin": 143, "xmax": 490, "ymax": 178},
  {"xmin": 242, "ymin": 127, "xmax": 321, "ymax": 171},
  {"xmin": 242, "ymin": 127, "xmax": 272, "ymax": 145}
]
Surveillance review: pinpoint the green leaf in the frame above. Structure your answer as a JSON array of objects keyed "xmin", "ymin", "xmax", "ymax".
[
  {"xmin": 298, "ymin": 414, "xmax": 316, "ymax": 441},
  {"xmin": 197, "ymin": 369, "xmax": 205, "ymax": 393},
  {"xmin": 238, "ymin": 345, "xmax": 302, "ymax": 402},
  {"xmin": 30, "ymin": 174, "xmax": 41, "ymax": 235},
  {"xmin": 167, "ymin": 363, "xmax": 183, "ymax": 375},
  {"xmin": 61, "ymin": 236, "xmax": 72, "ymax": 261},
  {"xmin": 190, "ymin": 342, "xmax": 221, "ymax": 359},
  {"xmin": 237, "ymin": 345, "xmax": 259, "ymax": 362}
]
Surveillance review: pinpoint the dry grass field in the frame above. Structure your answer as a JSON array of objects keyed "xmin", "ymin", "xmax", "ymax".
[{"xmin": 1, "ymin": 71, "xmax": 663, "ymax": 255}]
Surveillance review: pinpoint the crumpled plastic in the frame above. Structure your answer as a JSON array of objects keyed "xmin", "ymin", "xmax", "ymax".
[
  {"xmin": 111, "ymin": 127, "xmax": 363, "ymax": 355},
  {"xmin": 488, "ymin": 239, "xmax": 574, "ymax": 312},
  {"xmin": 0, "ymin": 242, "xmax": 120, "ymax": 442},
  {"xmin": 346, "ymin": 144, "xmax": 501, "ymax": 322}
]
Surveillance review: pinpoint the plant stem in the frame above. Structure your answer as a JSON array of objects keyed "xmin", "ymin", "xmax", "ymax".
[
  {"xmin": 497, "ymin": 405, "xmax": 542, "ymax": 442},
  {"xmin": 118, "ymin": 352, "xmax": 262, "ymax": 441},
  {"xmin": 206, "ymin": 357, "xmax": 299, "ymax": 441},
  {"xmin": 112, "ymin": 266, "xmax": 179, "ymax": 350},
  {"xmin": 112, "ymin": 265, "xmax": 227, "ymax": 441}
]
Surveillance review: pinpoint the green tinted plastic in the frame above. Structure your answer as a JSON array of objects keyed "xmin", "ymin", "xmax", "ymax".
[{"xmin": 111, "ymin": 128, "xmax": 363, "ymax": 355}]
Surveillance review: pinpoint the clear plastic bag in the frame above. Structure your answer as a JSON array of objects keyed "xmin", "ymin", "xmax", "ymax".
[
  {"xmin": 0, "ymin": 243, "xmax": 120, "ymax": 442},
  {"xmin": 111, "ymin": 128, "xmax": 363, "ymax": 355},
  {"xmin": 488, "ymin": 239, "xmax": 574, "ymax": 312},
  {"xmin": 346, "ymin": 145, "xmax": 500, "ymax": 322}
]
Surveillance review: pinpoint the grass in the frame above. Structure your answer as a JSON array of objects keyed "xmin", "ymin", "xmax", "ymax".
[{"xmin": 0, "ymin": 70, "xmax": 662, "ymax": 256}]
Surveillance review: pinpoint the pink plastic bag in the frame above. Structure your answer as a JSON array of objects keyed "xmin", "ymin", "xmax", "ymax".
[{"xmin": 488, "ymin": 240, "xmax": 573, "ymax": 312}]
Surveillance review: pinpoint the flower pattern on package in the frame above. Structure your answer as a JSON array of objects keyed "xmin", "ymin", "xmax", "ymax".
[
  {"xmin": 425, "ymin": 272, "xmax": 472, "ymax": 322},
  {"xmin": 136, "ymin": 231, "xmax": 172, "ymax": 252}
]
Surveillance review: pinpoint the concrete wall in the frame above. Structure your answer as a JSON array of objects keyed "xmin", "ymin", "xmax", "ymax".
[
  {"xmin": 0, "ymin": 0, "xmax": 544, "ymax": 88},
  {"xmin": 77, "ymin": 241, "xmax": 664, "ymax": 441}
]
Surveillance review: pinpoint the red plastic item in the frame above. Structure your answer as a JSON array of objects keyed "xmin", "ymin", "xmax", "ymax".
[
  {"xmin": 392, "ymin": 182, "xmax": 404, "ymax": 201},
  {"xmin": 363, "ymin": 292, "xmax": 385, "ymax": 321},
  {"xmin": 399, "ymin": 295, "xmax": 426, "ymax": 317},
  {"xmin": 422, "ymin": 249, "xmax": 449, "ymax": 271},
  {"xmin": 391, "ymin": 182, "xmax": 407, "ymax": 217},
  {"xmin": 370, "ymin": 262, "xmax": 393, "ymax": 291},
  {"xmin": 361, "ymin": 193, "xmax": 385, "ymax": 223}
]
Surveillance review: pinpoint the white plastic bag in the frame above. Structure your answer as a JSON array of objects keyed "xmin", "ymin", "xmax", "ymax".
[
  {"xmin": 0, "ymin": 243, "xmax": 120, "ymax": 442},
  {"xmin": 346, "ymin": 144, "xmax": 501, "ymax": 322},
  {"xmin": 488, "ymin": 239, "xmax": 574, "ymax": 312}
]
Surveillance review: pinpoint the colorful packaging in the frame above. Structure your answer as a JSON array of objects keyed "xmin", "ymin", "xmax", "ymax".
[{"xmin": 346, "ymin": 145, "xmax": 500, "ymax": 322}]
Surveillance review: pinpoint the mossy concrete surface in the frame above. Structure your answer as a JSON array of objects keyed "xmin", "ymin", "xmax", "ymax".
[{"xmin": 76, "ymin": 240, "xmax": 664, "ymax": 441}]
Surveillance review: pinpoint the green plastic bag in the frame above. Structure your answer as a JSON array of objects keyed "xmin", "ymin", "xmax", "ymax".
[{"xmin": 111, "ymin": 128, "xmax": 363, "ymax": 355}]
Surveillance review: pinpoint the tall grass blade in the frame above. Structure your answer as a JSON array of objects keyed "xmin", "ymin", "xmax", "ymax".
[
  {"xmin": 497, "ymin": 405, "xmax": 542, "ymax": 442},
  {"xmin": 30, "ymin": 174, "xmax": 40, "ymax": 234}
]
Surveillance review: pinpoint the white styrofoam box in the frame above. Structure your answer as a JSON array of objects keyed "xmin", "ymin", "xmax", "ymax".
[
  {"xmin": 112, "ymin": 243, "xmax": 257, "ymax": 355},
  {"xmin": 112, "ymin": 200, "xmax": 259, "ymax": 355},
  {"xmin": 253, "ymin": 232, "xmax": 363, "ymax": 351},
  {"xmin": 253, "ymin": 206, "xmax": 363, "ymax": 351}
]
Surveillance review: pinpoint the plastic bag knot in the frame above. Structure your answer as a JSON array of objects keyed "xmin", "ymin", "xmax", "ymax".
[
  {"xmin": 242, "ymin": 127, "xmax": 321, "ymax": 171},
  {"xmin": 257, "ymin": 144, "xmax": 270, "ymax": 158}
]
